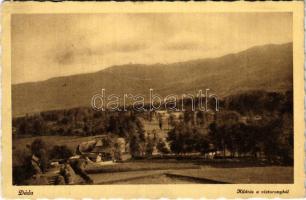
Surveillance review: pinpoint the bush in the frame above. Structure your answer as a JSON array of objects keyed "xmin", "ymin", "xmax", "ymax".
[
  {"xmin": 49, "ymin": 145, "xmax": 73, "ymax": 160},
  {"xmin": 13, "ymin": 148, "xmax": 32, "ymax": 185}
]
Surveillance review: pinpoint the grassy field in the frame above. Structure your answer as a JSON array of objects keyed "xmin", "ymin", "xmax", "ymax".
[{"xmin": 87, "ymin": 160, "xmax": 293, "ymax": 184}]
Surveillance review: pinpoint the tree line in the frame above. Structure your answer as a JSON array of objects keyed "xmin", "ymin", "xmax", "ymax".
[
  {"xmin": 13, "ymin": 90, "xmax": 293, "ymax": 164},
  {"xmin": 166, "ymin": 90, "xmax": 293, "ymax": 164}
]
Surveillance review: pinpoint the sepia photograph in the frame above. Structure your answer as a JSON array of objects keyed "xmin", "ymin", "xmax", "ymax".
[{"xmin": 1, "ymin": 2, "xmax": 304, "ymax": 199}]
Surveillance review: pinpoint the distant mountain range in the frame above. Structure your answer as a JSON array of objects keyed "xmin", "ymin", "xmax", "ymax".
[{"xmin": 12, "ymin": 43, "xmax": 293, "ymax": 117}]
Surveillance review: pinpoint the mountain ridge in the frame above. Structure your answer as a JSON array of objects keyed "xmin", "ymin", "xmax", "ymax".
[{"xmin": 12, "ymin": 42, "xmax": 293, "ymax": 116}]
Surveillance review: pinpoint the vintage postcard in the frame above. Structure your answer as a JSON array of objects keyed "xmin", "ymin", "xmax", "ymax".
[{"xmin": 1, "ymin": 1, "xmax": 305, "ymax": 198}]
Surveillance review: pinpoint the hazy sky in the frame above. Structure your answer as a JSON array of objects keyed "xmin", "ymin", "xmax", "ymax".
[{"xmin": 12, "ymin": 13, "xmax": 292, "ymax": 84}]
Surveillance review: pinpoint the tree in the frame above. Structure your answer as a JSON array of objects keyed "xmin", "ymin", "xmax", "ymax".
[
  {"xmin": 196, "ymin": 111, "xmax": 205, "ymax": 126},
  {"xmin": 107, "ymin": 115, "xmax": 120, "ymax": 133},
  {"xmin": 113, "ymin": 143, "xmax": 123, "ymax": 161},
  {"xmin": 167, "ymin": 123, "xmax": 202, "ymax": 154},
  {"xmin": 129, "ymin": 134, "xmax": 141, "ymax": 158},
  {"xmin": 148, "ymin": 111, "xmax": 154, "ymax": 122},
  {"xmin": 49, "ymin": 145, "xmax": 73, "ymax": 160},
  {"xmin": 194, "ymin": 132, "xmax": 210, "ymax": 155},
  {"xmin": 183, "ymin": 110, "xmax": 193, "ymax": 124},
  {"xmin": 208, "ymin": 122, "xmax": 225, "ymax": 157},
  {"xmin": 167, "ymin": 123, "xmax": 184, "ymax": 154},
  {"xmin": 158, "ymin": 114, "xmax": 163, "ymax": 130},
  {"xmin": 209, "ymin": 111, "xmax": 241, "ymax": 157},
  {"xmin": 17, "ymin": 120, "xmax": 29, "ymax": 135},
  {"xmin": 145, "ymin": 138, "xmax": 155, "ymax": 157},
  {"xmin": 30, "ymin": 139, "xmax": 48, "ymax": 173},
  {"xmin": 260, "ymin": 118, "xmax": 283, "ymax": 162},
  {"xmin": 168, "ymin": 113, "xmax": 176, "ymax": 127},
  {"xmin": 178, "ymin": 114, "xmax": 184, "ymax": 123},
  {"xmin": 32, "ymin": 116, "xmax": 47, "ymax": 135}
]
